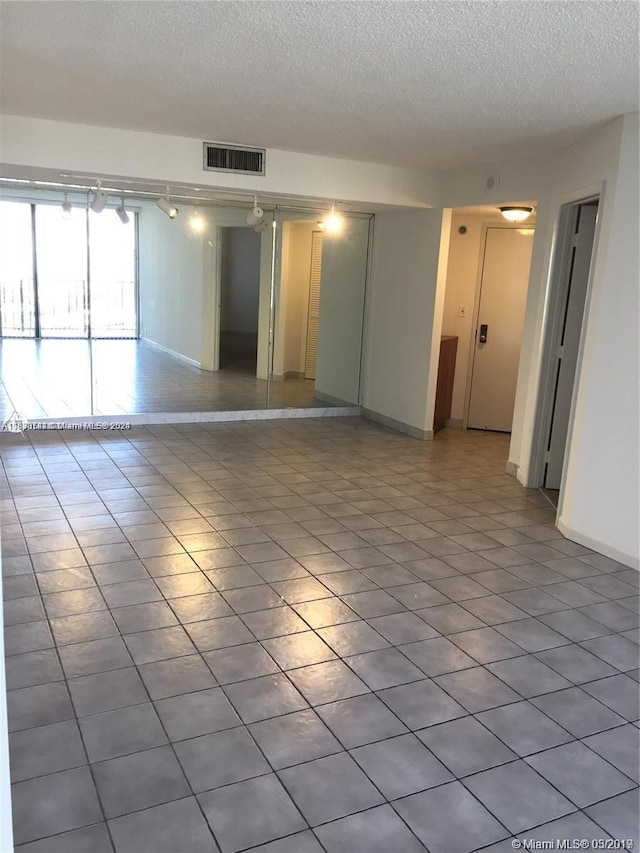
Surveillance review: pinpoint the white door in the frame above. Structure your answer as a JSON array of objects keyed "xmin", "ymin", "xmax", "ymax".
[
  {"xmin": 467, "ymin": 227, "xmax": 535, "ymax": 431},
  {"xmin": 544, "ymin": 203, "xmax": 598, "ymax": 489},
  {"xmin": 304, "ymin": 230, "xmax": 323, "ymax": 379}
]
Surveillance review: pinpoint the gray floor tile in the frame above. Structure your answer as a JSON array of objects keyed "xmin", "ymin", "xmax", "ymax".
[
  {"xmin": 5, "ymin": 648, "xmax": 64, "ymax": 690},
  {"xmin": 340, "ymin": 589, "xmax": 406, "ymax": 618},
  {"xmin": 536, "ymin": 644, "xmax": 618, "ymax": 683},
  {"xmin": 11, "ymin": 766, "xmax": 103, "ymax": 846},
  {"xmin": 68, "ymin": 667, "xmax": 147, "ymax": 716},
  {"xmin": 582, "ymin": 673, "xmax": 640, "ymax": 721},
  {"xmin": 92, "ymin": 745, "xmax": 191, "ymax": 819},
  {"xmin": 58, "ymin": 636, "xmax": 133, "ymax": 678},
  {"xmin": 198, "ymin": 774, "xmax": 306, "ymax": 853},
  {"xmin": 350, "ymin": 732, "xmax": 452, "ymax": 799},
  {"xmin": 314, "ymin": 803, "xmax": 427, "ymax": 853},
  {"xmin": 287, "ymin": 659, "xmax": 370, "ymax": 706},
  {"xmin": 167, "ymin": 591, "xmax": 234, "ymax": 623},
  {"xmin": 186, "ymin": 615, "xmax": 256, "ymax": 651},
  {"xmin": 242, "ymin": 605, "xmax": 309, "ymax": 638},
  {"xmin": 15, "ymin": 822, "xmax": 114, "ymax": 853},
  {"xmin": 539, "ymin": 609, "xmax": 613, "ymax": 641},
  {"xmin": 464, "ymin": 760, "xmax": 575, "ymax": 833},
  {"xmin": 4, "ymin": 621, "xmax": 53, "ymax": 657},
  {"xmin": 49, "ymin": 610, "xmax": 119, "ymax": 646},
  {"xmin": 318, "ymin": 621, "xmax": 390, "ymax": 655},
  {"xmin": 367, "ymin": 611, "xmax": 439, "ymax": 644},
  {"xmin": 393, "ymin": 781, "xmax": 508, "ymax": 853},
  {"xmin": 345, "ymin": 647, "xmax": 425, "ymax": 689},
  {"xmin": 585, "ymin": 790, "xmax": 640, "ymax": 843},
  {"xmin": 580, "ymin": 602, "xmax": 640, "ymax": 631},
  {"xmin": 100, "ymin": 578, "xmax": 163, "ymax": 608},
  {"xmin": 459, "ymin": 595, "xmax": 528, "ymax": 625},
  {"xmin": 278, "ymin": 752, "xmax": 384, "ymax": 825},
  {"xmin": 174, "ymin": 727, "xmax": 270, "ymax": 792},
  {"xmin": 531, "ymin": 687, "xmax": 627, "ymax": 737},
  {"xmin": 486, "ymin": 656, "xmax": 572, "ymax": 698},
  {"xmin": 154, "ymin": 687, "xmax": 241, "ymax": 740},
  {"xmin": 418, "ymin": 715, "xmax": 516, "ymax": 776},
  {"xmin": 249, "ymin": 708, "xmax": 343, "ymax": 769},
  {"xmin": 316, "ymin": 692, "xmax": 408, "ymax": 747},
  {"xmin": 526, "ymin": 741, "xmax": 635, "ymax": 807},
  {"xmin": 398, "ymin": 635, "xmax": 476, "ymax": 676},
  {"xmin": 108, "ymin": 797, "xmax": 219, "ymax": 853},
  {"xmin": 262, "ymin": 631, "xmax": 337, "ymax": 670},
  {"xmin": 293, "ymin": 597, "xmax": 360, "ymax": 628},
  {"xmin": 138, "ymin": 654, "xmax": 217, "ymax": 699},
  {"xmin": 494, "ymin": 617, "xmax": 570, "ymax": 652},
  {"xmin": 512, "ymin": 810, "xmax": 612, "ymax": 844},
  {"xmin": 10, "ymin": 719, "xmax": 86, "ymax": 782},
  {"xmin": 224, "ymin": 673, "xmax": 308, "ymax": 723},
  {"xmin": 205, "ymin": 642, "xmax": 280, "ymax": 684},
  {"xmin": 7, "ymin": 681, "xmax": 74, "ymax": 732},
  {"xmin": 580, "ymin": 634, "xmax": 639, "ymax": 671},
  {"xmin": 377, "ymin": 678, "xmax": 467, "ymax": 729},
  {"xmin": 416, "ymin": 602, "xmax": 485, "ymax": 634},
  {"xmin": 79, "ymin": 702, "xmax": 167, "ymax": 761},
  {"xmin": 434, "ymin": 666, "xmax": 520, "ymax": 713},
  {"xmin": 476, "ymin": 700, "xmax": 573, "ymax": 756},
  {"xmin": 244, "ymin": 830, "xmax": 324, "ymax": 852},
  {"xmin": 583, "ymin": 724, "xmax": 640, "ymax": 782},
  {"xmin": 123, "ymin": 625, "xmax": 196, "ymax": 664}
]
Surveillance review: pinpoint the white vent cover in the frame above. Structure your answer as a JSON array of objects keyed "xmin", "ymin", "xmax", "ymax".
[{"xmin": 203, "ymin": 142, "xmax": 265, "ymax": 175}]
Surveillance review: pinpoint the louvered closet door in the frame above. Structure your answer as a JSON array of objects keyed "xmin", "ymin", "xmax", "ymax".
[{"xmin": 304, "ymin": 230, "xmax": 323, "ymax": 379}]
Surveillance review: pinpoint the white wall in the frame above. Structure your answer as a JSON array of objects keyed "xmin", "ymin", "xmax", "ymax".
[
  {"xmin": 0, "ymin": 114, "xmax": 438, "ymax": 209},
  {"xmin": 363, "ymin": 209, "xmax": 445, "ymax": 435},
  {"xmin": 138, "ymin": 201, "xmax": 208, "ymax": 364},
  {"xmin": 220, "ymin": 227, "xmax": 261, "ymax": 334},
  {"xmin": 0, "ymin": 561, "xmax": 12, "ymax": 853}
]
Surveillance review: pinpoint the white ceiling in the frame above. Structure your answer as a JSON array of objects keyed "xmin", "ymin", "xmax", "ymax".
[{"xmin": 1, "ymin": 1, "xmax": 637, "ymax": 171}]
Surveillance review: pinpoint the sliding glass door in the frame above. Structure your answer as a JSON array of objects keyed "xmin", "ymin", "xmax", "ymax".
[
  {"xmin": 0, "ymin": 201, "xmax": 36, "ymax": 337},
  {"xmin": 89, "ymin": 211, "xmax": 137, "ymax": 338}
]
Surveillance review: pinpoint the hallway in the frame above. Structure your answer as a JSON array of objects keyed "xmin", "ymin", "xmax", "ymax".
[{"xmin": 1, "ymin": 421, "xmax": 638, "ymax": 851}]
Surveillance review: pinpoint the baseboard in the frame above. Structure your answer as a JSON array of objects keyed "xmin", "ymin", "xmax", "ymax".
[
  {"xmin": 363, "ymin": 408, "xmax": 433, "ymax": 440},
  {"xmin": 141, "ymin": 337, "xmax": 200, "ymax": 368},
  {"xmin": 445, "ymin": 418, "xmax": 464, "ymax": 428},
  {"xmin": 505, "ymin": 460, "xmax": 519, "ymax": 478},
  {"xmin": 557, "ymin": 517, "xmax": 639, "ymax": 571}
]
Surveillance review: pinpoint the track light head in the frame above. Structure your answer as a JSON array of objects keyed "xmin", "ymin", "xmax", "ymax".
[
  {"xmin": 253, "ymin": 220, "xmax": 269, "ymax": 234},
  {"xmin": 116, "ymin": 198, "xmax": 129, "ymax": 225},
  {"xmin": 157, "ymin": 187, "xmax": 179, "ymax": 219},
  {"xmin": 61, "ymin": 193, "xmax": 72, "ymax": 220},
  {"xmin": 90, "ymin": 180, "xmax": 109, "ymax": 213},
  {"xmin": 245, "ymin": 196, "xmax": 264, "ymax": 227}
]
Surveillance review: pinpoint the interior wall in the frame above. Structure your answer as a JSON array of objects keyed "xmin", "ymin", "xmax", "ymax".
[
  {"xmin": 441, "ymin": 211, "xmax": 535, "ymax": 424},
  {"xmin": 0, "ymin": 114, "xmax": 438, "ymax": 209},
  {"xmin": 220, "ymin": 227, "xmax": 261, "ymax": 334},
  {"xmin": 274, "ymin": 220, "xmax": 315, "ymax": 378},
  {"xmin": 363, "ymin": 209, "xmax": 445, "ymax": 436},
  {"xmin": 138, "ymin": 201, "xmax": 208, "ymax": 364}
]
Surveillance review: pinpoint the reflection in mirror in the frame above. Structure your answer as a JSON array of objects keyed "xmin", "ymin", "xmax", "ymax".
[{"xmin": 271, "ymin": 212, "xmax": 371, "ymax": 408}]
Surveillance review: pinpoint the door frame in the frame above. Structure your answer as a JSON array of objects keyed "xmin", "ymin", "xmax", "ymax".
[
  {"xmin": 527, "ymin": 190, "xmax": 602, "ymax": 501},
  {"xmin": 462, "ymin": 222, "xmax": 534, "ymax": 429}
]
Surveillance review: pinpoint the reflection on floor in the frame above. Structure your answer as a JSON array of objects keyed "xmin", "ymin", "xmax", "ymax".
[
  {"xmin": 0, "ymin": 339, "xmax": 330, "ymax": 419},
  {"xmin": 219, "ymin": 331, "xmax": 258, "ymax": 376},
  {"xmin": 2, "ymin": 421, "xmax": 638, "ymax": 851}
]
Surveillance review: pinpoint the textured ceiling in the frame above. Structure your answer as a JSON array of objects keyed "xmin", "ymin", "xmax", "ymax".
[{"xmin": 0, "ymin": 1, "xmax": 637, "ymax": 170}]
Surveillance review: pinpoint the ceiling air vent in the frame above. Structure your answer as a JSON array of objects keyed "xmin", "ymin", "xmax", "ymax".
[{"xmin": 203, "ymin": 142, "xmax": 265, "ymax": 176}]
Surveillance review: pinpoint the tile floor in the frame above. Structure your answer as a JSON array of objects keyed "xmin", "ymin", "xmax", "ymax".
[
  {"xmin": 1, "ymin": 418, "xmax": 638, "ymax": 853},
  {"xmin": 0, "ymin": 339, "xmax": 329, "ymax": 419}
]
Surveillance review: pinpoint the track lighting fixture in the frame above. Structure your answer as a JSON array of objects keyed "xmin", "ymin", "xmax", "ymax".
[
  {"xmin": 90, "ymin": 179, "xmax": 109, "ymax": 213},
  {"xmin": 189, "ymin": 204, "xmax": 205, "ymax": 233},
  {"xmin": 499, "ymin": 206, "xmax": 534, "ymax": 223},
  {"xmin": 245, "ymin": 196, "xmax": 264, "ymax": 227},
  {"xmin": 116, "ymin": 198, "xmax": 130, "ymax": 225},
  {"xmin": 253, "ymin": 220, "xmax": 269, "ymax": 234},
  {"xmin": 157, "ymin": 186, "xmax": 179, "ymax": 219},
  {"xmin": 61, "ymin": 193, "xmax": 72, "ymax": 220}
]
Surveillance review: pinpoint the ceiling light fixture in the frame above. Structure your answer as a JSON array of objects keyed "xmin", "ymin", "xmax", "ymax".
[
  {"xmin": 245, "ymin": 196, "xmax": 264, "ymax": 227},
  {"xmin": 189, "ymin": 204, "xmax": 205, "ymax": 233},
  {"xmin": 116, "ymin": 198, "xmax": 130, "ymax": 225},
  {"xmin": 90, "ymin": 179, "xmax": 109, "ymax": 213},
  {"xmin": 61, "ymin": 192, "xmax": 72, "ymax": 220},
  {"xmin": 157, "ymin": 186, "xmax": 179, "ymax": 219},
  {"xmin": 253, "ymin": 220, "xmax": 269, "ymax": 234},
  {"xmin": 499, "ymin": 206, "xmax": 534, "ymax": 223},
  {"xmin": 323, "ymin": 204, "xmax": 343, "ymax": 234}
]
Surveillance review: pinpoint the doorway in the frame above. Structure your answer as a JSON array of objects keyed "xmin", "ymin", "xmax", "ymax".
[
  {"xmin": 467, "ymin": 226, "xmax": 535, "ymax": 431},
  {"xmin": 219, "ymin": 227, "xmax": 261, "ymax": 375},
  {"xmin": 539, "ymin": 198, "xmax": 599, "ymax": 500}
]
